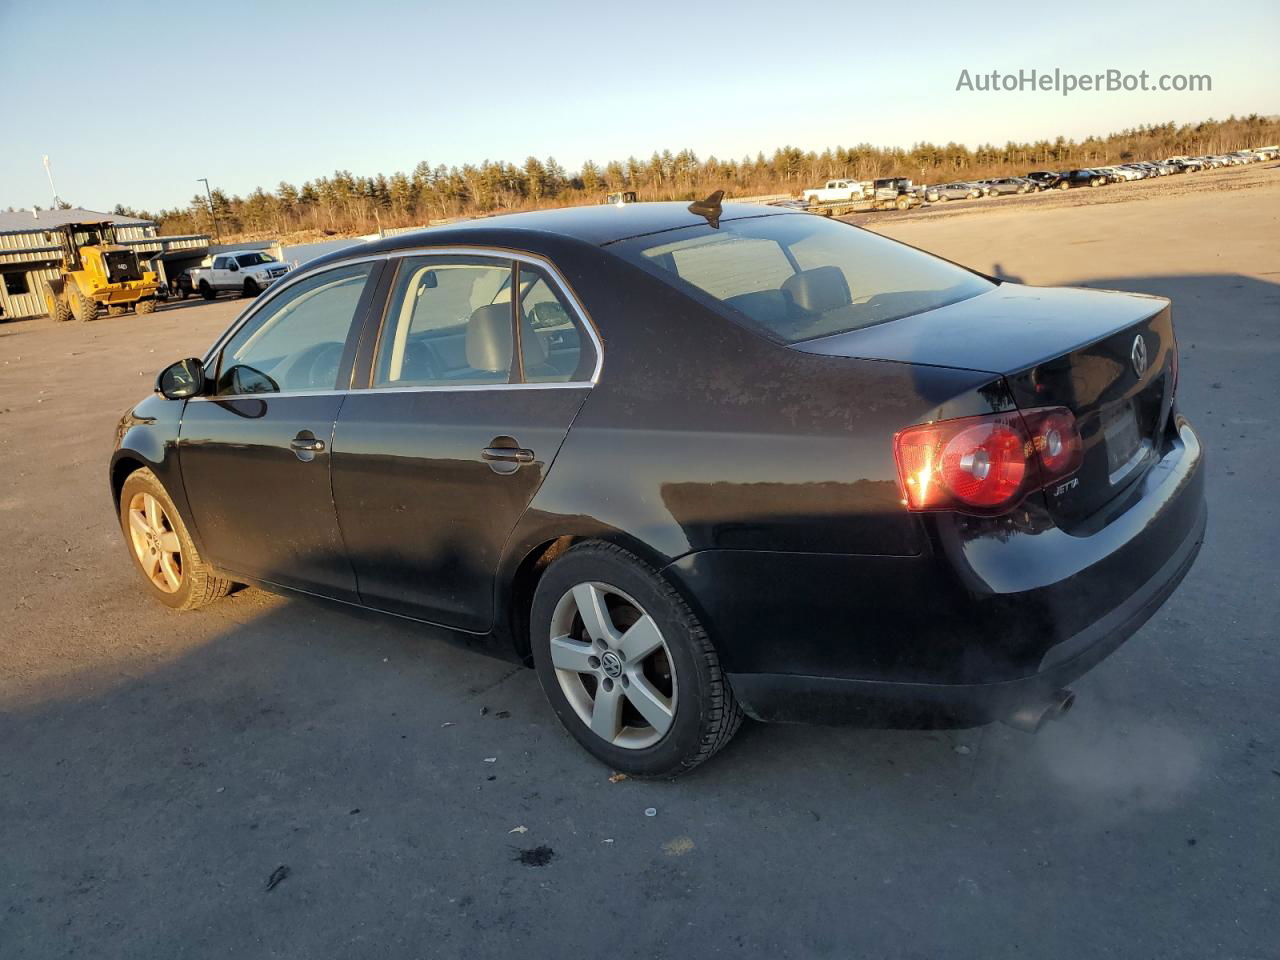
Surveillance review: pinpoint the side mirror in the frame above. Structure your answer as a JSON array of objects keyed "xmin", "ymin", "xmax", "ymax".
[
  {"xmin": 157, "ymin": 358, "xmax": 206, "ymax": 399},
  {"xmin": 228, "ymin": 262, "xmax": 240, "ymax": 272}
]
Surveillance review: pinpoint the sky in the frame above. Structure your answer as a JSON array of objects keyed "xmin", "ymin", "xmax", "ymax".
[{"xmin": 2, "ymin": 0, "xmax": 1277, "ymax": 213}]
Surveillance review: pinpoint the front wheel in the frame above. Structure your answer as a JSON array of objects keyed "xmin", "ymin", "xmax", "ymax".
[
  {"xmin": 531, "ymin": 542, "xmax": 742, "ymax": 777},
  {"xmin": 135, "ymin": 298, "xmax": 157, "ymax": 315},
  {"xmin": 242, "ymin": 278, "xmax": 260, "ymax": 298},
  {"xmin": 119, "ymin": 468, "xmax": 233, "ymax": 610},
  {"xmin": 69, "ymin": 286, "xmax": 99, "ymax": 322}
]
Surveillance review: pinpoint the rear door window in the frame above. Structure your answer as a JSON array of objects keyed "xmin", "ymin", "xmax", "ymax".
[
  {"xmin": 517, "ymin": 264, "xmax": 596, "ymax": 383},
  {"xmin": 374, "ymin": 258, "xmax": 515, "ymax": 387}
]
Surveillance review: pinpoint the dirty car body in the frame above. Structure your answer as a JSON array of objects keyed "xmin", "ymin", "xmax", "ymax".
[{"xmin": 111, "ymin": 202, "xmax": 1206, "ymax": 734}]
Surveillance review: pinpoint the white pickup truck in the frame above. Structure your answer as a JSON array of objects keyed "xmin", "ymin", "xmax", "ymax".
[
  {"xmin": 802, "ymin": 179, "xmax": 867, "ymax": 204},
  {"xmin": 180, "ymin": 250, "xmax": 291, "ymax": 300}
]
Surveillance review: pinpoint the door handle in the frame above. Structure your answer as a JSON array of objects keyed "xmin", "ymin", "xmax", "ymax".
[
  {"xmin": 481, "ymin": 446, "xmax": 534, "ymax": 464},
  {"xmin": 290, "ymin": 431, "xmax": 325, "ymax": 462}
]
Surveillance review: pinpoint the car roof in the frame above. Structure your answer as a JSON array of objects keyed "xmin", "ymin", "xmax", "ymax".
[
  {"xmin": 373, "ymin": 202, "xmax": 794, "ymax": 251},
  {"xmin": 218, "ymin": 249, "xmax": 274, "ymax": 257}
]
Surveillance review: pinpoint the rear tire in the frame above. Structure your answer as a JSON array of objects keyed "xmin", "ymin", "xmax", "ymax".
[
  {"xmin": 118, "ymin": 467, "xmax": 233, "ymax": 611},
  {"xmin": 44, "ymin": 282, "xmax": 72, "ymax": 322},
  {"xmin": 531, "ymin": 541, "xmax": 743, "ymax": 778},
  {"xmin": 199, "ymin": 281, "xmax": 216, "ymax": 301}
]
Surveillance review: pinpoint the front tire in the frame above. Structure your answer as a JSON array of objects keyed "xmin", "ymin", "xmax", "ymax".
[
  {"xmin": 69, "ymin": 285, "xmax": 99, "ymax": 322},
  {"xmin": 118, "ymin": 468, "xmax": 233, "ymax": 610},
  {"xmin": 242, "ymin": 278, "xmax": 260, "ymax": 298},
  {"xmin": 531, "ymin": 542, "xmax": 742, "ymax": 777},
  {"xmin": 135, "ymin": 298, "xmax": 157, "ymax": 315}
]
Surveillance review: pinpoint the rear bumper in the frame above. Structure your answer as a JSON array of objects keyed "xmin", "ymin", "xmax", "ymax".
[{"xmin": 666, "ymin": 419, "xmax": 1206, "ymax": 724}]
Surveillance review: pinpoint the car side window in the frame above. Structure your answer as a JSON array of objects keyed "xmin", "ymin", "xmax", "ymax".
[
  {"xmin": 214, "ymin": 262, "xmax": 373, "ymax": 396},
  {"xmin": 374, "ymin": 258, "xmax": 516, "ymax": 388},
  {"xmin": 517, "ymin": 264, "xmax": 595, "ymax": 383},
  {"xmin": 213, "ymin": 257, "xmax": 227, "ymax": 269}
]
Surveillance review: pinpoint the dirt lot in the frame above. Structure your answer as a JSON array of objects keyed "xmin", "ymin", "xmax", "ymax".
[{"xmin": 1, "ymin": 170, "xmax": 1278, "ymax": 959}]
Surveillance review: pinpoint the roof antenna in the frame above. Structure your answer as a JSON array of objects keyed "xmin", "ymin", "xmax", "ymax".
[{"xmin": 687, "ymin": 190, "xmax": 724, "ymax": 228}]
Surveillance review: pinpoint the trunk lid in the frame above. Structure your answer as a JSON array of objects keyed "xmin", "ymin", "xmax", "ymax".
[{"xmin": 794, "ymin": 283, "xmax": 1177, "ymax": 523}]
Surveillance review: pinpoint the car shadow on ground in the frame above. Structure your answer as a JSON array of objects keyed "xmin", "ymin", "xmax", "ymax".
[{"xmin": 0, "ymin": 576, "xmax": 1231, "ymax": 955}]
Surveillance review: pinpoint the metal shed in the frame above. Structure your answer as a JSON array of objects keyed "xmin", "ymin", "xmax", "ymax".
[{"xmin": 0, "ymin": 208, "xmax": 209, "ymax": 320}]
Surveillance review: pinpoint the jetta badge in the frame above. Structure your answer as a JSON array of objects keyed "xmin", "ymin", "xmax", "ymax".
[{"xmin": 1131, "ymin": 334, "xmax": 1148, "ymax": 379}]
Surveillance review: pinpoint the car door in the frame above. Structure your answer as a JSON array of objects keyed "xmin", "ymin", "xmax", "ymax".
[
  {"xmin": 330, "ymin": 252, "xmax": 600, "ymax": 631},
  {"xmin": 178, "ymin": 259, "xmax": 384, "ymax": 599},
  {"xmin": 210, "ymin": 255, "xmax": 232, "ymax": 290}
]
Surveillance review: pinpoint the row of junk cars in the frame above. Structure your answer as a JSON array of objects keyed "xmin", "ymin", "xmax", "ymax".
[{"xmin": 922, "ymin": 146, "xmax": 1278, "ymax": 202}]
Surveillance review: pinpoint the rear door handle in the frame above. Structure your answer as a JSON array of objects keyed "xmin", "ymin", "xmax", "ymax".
[{"xmin": 481, "ymin": 446, "xmax": 534, "ymax": 464}]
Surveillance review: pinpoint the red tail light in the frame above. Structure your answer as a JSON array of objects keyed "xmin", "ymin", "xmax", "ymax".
[{"xmin": 893, "ymin": 407, "xmax": 1082, "ymax": 514}]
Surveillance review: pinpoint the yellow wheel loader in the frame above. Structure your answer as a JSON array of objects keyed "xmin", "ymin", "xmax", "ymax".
[{"xmin": 43, "ymin": 221, "xmax": 161, "ymax": 322}]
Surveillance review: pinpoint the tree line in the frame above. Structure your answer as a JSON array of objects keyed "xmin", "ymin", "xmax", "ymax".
[{"xmin": 111, "ymin": 114, "xmax": 1278, "ymax": 239}]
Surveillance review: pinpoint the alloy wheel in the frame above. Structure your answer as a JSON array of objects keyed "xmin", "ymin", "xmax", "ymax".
[
  {"xmin": 126, "ymin": 492, "xmax": 184, "ymax": 593},
  {"xmin": 549, "ymin": 582, "xmax": 677, "ymax": 749}
]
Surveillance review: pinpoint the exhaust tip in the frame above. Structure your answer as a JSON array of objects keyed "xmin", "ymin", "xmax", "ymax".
[{"xmin": 1003, "ymin": 688, "xmax": 1075, "ymax": 733}]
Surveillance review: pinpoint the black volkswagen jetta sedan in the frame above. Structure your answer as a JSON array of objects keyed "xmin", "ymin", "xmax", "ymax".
[{"xmin": 112, "ymin": 201, "xmax": 1206, "ymax": 776}]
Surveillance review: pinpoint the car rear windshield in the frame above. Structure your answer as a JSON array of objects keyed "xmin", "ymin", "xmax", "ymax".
[{"xmin": 611, "ymin": 214, "xmax": 993, "ymax": 344}]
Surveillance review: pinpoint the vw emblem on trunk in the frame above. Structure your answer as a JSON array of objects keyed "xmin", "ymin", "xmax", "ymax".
[{"xmin": 1131, "ymin": 335, "xmax": 1148, "ymax": 379}]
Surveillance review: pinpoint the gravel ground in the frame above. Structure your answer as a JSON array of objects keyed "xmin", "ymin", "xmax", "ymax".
[{"xmin": 1, "ymin": 168, "xmax": 1277, "ymax": 959}]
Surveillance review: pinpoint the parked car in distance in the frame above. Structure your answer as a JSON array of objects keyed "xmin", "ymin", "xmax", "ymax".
[
  {"xmin": 982, "ymin": 177, "xmax": 1032, "ymax": 196},
  {"xmin": 803, "ymin": 179, "xmax": 866, "ymax": 204},
  {"xmin": 1025, "ymin": 171, "xmax": 1066, "ymax": 190},
  {"xmin": 1064, "ymin": 169, "xmax": 1108, "ymax": 188},
  {"xmin": 933, "ymin": 181, "xmax": 984, "ymax": 200},
  {"xmin": 181, "ymin": 251, "xmax": 292, "ymax": 301},
  {"xmin": 114, "ymin": 201, "xmax": 1206, "ymax": 776}
]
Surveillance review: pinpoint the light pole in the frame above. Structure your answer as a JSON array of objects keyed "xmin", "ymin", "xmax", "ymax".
[{"xmin": 197, "ymin": 177, "xmax": 222, "ymax": 243}]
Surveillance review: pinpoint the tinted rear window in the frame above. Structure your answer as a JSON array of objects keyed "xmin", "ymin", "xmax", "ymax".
[{"xmin": 612, "ymin": 214, "xmax": 993, "ymax": 343}]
